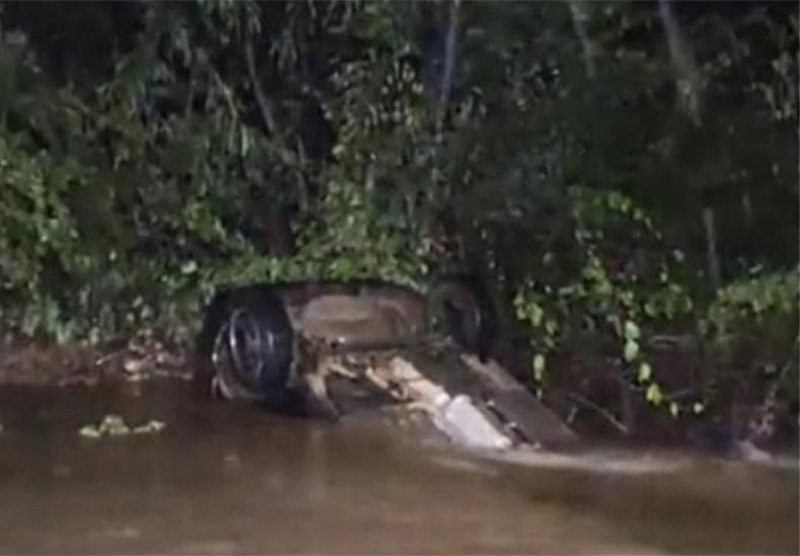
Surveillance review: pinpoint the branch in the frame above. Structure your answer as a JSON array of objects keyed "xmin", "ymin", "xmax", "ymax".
[
  {"xmin": 184, "ymin": 63, "xmax": 198, "ymax": 119},
  {"xmin": 658, "ymin": 0, "xmax": 702, "ymax": 125},
  {"xmin": 436, "ymin": 0, "xmax": 460, "ymax": 135},
  {"xmin": 565, "ymin": 392, "xmax": 631, "ymax": 435},
  {"xmin": 567, "ymin": 0, "xmax": 596, "ymax": 78},
  {"xmin": 295, "ymin": 135, "xmax": 310, "ymax": 210},
  {"xmin": 663, "ymin": 377, "xmax": 721, "ymax": 402},
  {"xmin": 243, "ymin": 31, "xmax": 285, "ymax": 150}
]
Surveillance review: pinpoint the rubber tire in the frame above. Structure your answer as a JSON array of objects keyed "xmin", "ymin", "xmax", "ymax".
[
  {"xmin": 427, "ymin": 277, "xmax": 496, "ymax": 361},
  {"xmin": 194, "ymin": 286, "xmax": 295, "ymax": 408}
]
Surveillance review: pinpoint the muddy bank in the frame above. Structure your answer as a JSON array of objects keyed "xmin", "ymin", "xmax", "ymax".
[{"xmin": 0, "ymin": 335, "xmax": 189, "ymax": 387}]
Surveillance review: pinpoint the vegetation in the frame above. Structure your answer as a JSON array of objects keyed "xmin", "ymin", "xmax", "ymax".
[{"xmin": 0, "ymin": 1, "xmax": 797, "ymax": 444}]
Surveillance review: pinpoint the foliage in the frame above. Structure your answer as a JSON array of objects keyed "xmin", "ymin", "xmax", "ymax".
[
  {"xmin": 513, "ymin": 188, "xmax": 695, "ymax": 413},
  {"xmin": 0, "ymin": 1, "xmax": 431, "ymax": 344},
  {"xmin": 0, "ymin": 135, "xmax": 89, "ymax": 342},
  {"xmin": 703, "ymin": 267, "xmax": 799, "ymax": 396},
  {"xmin": 705, "ymin": 268, "xmax": 799, "ymax": 340},
  {"xmin": 0, "ymin": 1, "xmax": 796, "ymax": 437}
]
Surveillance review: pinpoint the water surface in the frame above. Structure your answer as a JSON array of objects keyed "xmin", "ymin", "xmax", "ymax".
[{"xmin": 0, "ymin": 380, "xmax": 796, "ymax": 554}]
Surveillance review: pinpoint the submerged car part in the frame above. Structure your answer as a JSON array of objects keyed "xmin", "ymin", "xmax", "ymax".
[
  {"xmin": 194, "ymin": 279, "xmax": 577, "ymax": 451},
  {"xmin": 195, "ymin": 286, "xmax": 295, "ymax": 408},
  {"xmin": 195, "ymin": 278, "xmax": 490, "ymax": 396},
  {"xmin": 366, "ymin": 356, "xmax": 513, "ymax": 450}
]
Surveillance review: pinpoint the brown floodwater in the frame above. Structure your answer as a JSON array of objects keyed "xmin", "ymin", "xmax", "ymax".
[{"xmin": 0, "ymin": 379, "xmax": 796, "ymax": 555}]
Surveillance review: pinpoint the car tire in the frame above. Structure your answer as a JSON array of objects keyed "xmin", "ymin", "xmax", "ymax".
[
  {"xmin": 427, "ymin": 277, "xmax": 496, "ymax": 361},
  {"xmin": 194, "ymin": 286, "xmax": 295, "ymax": 407}
]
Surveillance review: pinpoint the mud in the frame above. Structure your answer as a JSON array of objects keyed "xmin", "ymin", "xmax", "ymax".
[
  {"xmin": 0, "ymin": 335, "xmax": 189, "ymax": 387},
  {"xmin": 0, "ymin": 378, "xmax": 797, "ymax": 555}
]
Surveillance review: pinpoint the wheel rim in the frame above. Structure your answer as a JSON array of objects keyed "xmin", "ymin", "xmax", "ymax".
[
  {"xmin": 227, "ymin": 308, "xmax": 266, "ymax": 390},
  {"xmin": 210, "ymin": 309, "xmax": 267, "ymax": 397}
]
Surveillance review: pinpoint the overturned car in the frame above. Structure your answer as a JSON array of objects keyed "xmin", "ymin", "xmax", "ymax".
[{"xmin": 193, "ymin": 278, "xmax": 577, "ymax": 451}]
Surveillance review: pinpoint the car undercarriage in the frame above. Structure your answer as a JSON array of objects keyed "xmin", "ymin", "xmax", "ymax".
[{"xmin": 193, "ymin": 278, "xmax": 579, "ymax": 453}]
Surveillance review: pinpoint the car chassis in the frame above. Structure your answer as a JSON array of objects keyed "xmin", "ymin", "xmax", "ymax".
[{"xmin": 194, "ymin": 278, "xmax": 577, "ymax": 451}]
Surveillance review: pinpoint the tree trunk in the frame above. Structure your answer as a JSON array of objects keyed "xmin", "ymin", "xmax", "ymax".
[
  {"xmin": 568, "ymin": 0, "xmax": 596, "ymax": 78},
  {"xmin": 703, "ymin": 206, "xmax": 721, "ymax": 292},
  {"xmin": 436, "ymin": 0, "xmax": 460, "ymax": 135},
  {"xmin": 658, "ymin": 0, "xmax": 702, "ymax": 125},
  {"xmin": 742, "ymin": 189, "xmax": 754, "ymax": 230},
  {"xmin": 264, "ymin": 202, "xmax": 295, "ymax": 258}
]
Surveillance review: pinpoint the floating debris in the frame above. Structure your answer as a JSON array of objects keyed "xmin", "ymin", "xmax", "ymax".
[
  {"xmin": 79, "ymin": 414, "xmax": 165, "ymax": 440},
  {"xmin": 132, "ymin": 420, "xmax": 166, "ymax": 435}
]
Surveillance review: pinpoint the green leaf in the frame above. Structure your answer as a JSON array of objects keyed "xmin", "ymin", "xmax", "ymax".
[
  {"xmin": 619, "ymin": 290, "xmax": 635, "ymax": 308},
  {"xmin": 637, "ymin": 362, "xmax": 652, "ymax": 383},
  {"xmin": 181, "ymin": 260, "xmax": 198, "ymax": 275},
  {"xmin": 645, "ymin": 382, "xmax": 664, "ymax": 406},
  {"xmin": 623, "ymin": 339, "xmax": 639, "ymax": 362},
  {"xmin": 623, "ymin": 320, "xmax": 640, "ymax": 341},
  {"xmin": 533, "ymin": 353, "xmax": 546, "ymax": 381},
  {"xmin": 530, "ymin": 303, "xmax": 543, "ymax": 327}
]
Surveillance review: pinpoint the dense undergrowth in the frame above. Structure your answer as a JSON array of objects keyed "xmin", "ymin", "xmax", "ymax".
[{"xmin": 0, "ymin": 1, "xmax": 797, "ymax": 443}]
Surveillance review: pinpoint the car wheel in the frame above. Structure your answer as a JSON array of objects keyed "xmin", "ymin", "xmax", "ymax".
[
  {"xmin": 194, "ymin": 286, "xmax": 295, "ymax": 407},
  {"xmin": 427, "ymin": 277, "xmax": 496, "ymax": 361}
]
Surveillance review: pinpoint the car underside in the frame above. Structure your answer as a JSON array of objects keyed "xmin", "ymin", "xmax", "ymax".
[{"xmin": 193, "ymin": 278, "xmax": 579, "ymax": 452}]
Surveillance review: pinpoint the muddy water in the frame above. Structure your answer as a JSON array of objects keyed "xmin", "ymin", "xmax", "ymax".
[{"xmin": 0, "ymin": 380, "xmax": 796, "ymax": 555}]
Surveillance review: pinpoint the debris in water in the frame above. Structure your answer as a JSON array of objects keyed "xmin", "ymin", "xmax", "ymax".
[
  {"xmin": 79, "ymin": 425, "xmax": 102, "ymax": 439},
  {"xmin": 79, "ymin": 414, "xmax": 165, "ymax": 440},
  {"xmin": 132, "ymin": 420, "xmax": 166, "ymax": 435}
]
